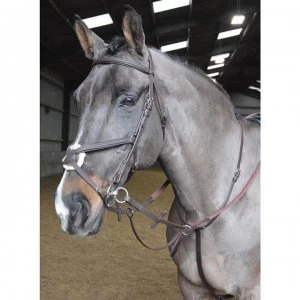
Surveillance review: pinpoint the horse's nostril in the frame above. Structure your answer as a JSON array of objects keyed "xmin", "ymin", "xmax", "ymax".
[
  {"xmin": 81, "ymin": 199, "xmax": 91, "ymax": 219},
  {"xmin": 71, "ymin": 201, "xmax": 83, "ymax": 218},
  {"xmin": 70, "ymin": 198, "xmax": 90, "ymax": 228}
]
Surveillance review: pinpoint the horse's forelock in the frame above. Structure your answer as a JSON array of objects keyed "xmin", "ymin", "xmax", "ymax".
[{"xmin": 106, "ymin": 37, "xmax": 127, "ymax": 55}]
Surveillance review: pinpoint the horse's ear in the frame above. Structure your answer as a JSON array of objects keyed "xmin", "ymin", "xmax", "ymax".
[
  {"xmin": 122, "ymin": 5, "xmax": 145, "ymax": 55},
  {"xmin": 73, "ymin": 14, "xmax": 106, "ymax": 60}
]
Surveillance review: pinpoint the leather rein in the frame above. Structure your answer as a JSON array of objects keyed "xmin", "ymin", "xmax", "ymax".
[{"xmin": 62, "ymin": 48, "xmax": 261, "ymax": 299}]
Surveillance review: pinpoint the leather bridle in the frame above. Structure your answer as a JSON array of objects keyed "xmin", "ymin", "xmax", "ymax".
[
  {"xmin": 62, "ymin": 49, "xmax": 166, "ymax": 206},
  {"xmin": 61, "ymin": 48, "xmax": 260, "ymax": 300}
]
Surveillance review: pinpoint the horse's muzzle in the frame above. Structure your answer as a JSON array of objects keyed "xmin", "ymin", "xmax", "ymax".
[{"xmin": 55, "ymin": 191, "xmax": 105, "ymax": 237}]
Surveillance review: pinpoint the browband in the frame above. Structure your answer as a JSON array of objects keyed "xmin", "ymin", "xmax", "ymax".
[{"xmin": 92, "ymin": 57, "xmax": 154, "ymax": 75}]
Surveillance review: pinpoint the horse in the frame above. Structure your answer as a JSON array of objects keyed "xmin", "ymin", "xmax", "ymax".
[{"xmin": 54, "ymin": 5, "xmax": 260, "ymax": 300}]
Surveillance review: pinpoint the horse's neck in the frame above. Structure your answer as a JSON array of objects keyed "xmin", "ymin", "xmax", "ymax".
[{"xmin": 154, "ymin": 51, "xmax": 242, "ymax": 221}]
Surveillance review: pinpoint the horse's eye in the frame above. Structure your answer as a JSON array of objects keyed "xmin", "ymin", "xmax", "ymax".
[{"xmin": 122, "ymin": 96, "xmax": 136, "ymax": 107}]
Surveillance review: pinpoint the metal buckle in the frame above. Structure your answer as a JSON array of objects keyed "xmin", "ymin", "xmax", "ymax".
[
  {"xmin": 105, "ymin": 194, "xmax": 116, "ymax": 207},
  {"xmin": 151, "ymin": 211, "xmax": 168, "ymax": 229},
  {"xmin": 181, "ymin": 224, "xmax": 193, "ymax": 236},
  {"xmin": 233, "ymin": 169, "xmax": 241, "ymax": 182},
  {"xmin": 113, "ymin": 173, "xmax": 121, "ymax": 183}
]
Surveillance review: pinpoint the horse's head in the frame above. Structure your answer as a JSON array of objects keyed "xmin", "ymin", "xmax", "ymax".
[{"xmin": 55, "ymin": 6, "xmax": 165, "ymax": 237}]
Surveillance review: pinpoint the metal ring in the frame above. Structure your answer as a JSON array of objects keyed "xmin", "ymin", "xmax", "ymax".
[
  {"xmin": 114, "ymin": 187, "xmax": 129, "ymax": 204},
  {"xmin": 181, "ymin": 224, "xmax": 193, "ymax": 236},
  {"xmin": 126, "ymin": 208, "xmax": 134, "ymax": 217}
]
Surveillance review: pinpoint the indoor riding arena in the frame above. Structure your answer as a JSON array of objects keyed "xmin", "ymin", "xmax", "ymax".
[
  {"xmin": 41, "ymin": 170, "xmax": 181, "ymax": 299},
  {"xmin": 41, "ymin": 0, "xmax": 260, "ymax": 299}
]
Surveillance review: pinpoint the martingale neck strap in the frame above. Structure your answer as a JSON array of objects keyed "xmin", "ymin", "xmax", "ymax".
[{"xmin": 200, "ymin": 119, "xmax": 244, "ymax": 228}]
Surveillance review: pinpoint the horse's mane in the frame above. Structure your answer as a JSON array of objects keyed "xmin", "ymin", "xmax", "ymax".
[
  {"xmin": 107, "ymin": 36, "xmax": 231, "ymax": 103},
  {"xmin": 151, "ymin": 49, "xmax": 231, "ymax": 100},
  {"xmin": 182, "ymin": 59, "xmax": 230, "ymax": 99}
]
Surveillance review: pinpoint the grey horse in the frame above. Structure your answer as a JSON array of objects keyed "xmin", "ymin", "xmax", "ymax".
[{"xmin": 54, "ymin": 6, "xmax": 260, "ymax": 300}]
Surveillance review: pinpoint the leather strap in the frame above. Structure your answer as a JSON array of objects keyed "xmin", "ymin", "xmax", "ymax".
[
  {"xmin": 93, "ymin": 51, "xmax": 167, "ymax": 125},
  {"xmin": 195, "ymin": 230, "xmax": 234, "ymax": 299},
  {"xmin": 143, "ymin": 179, "xmax": 170, "ymax": 207},
  {"xmin": 124, "ymin": 159, "xmax": 260, "ymax": 258},
  {"xmin": 70, "ymin": 136, "xmax": 135, "ymax": 154},
  {"xmin": 195, "ymin": 229, "xmax": 216, "ymax": 296},
  {"xmin": 89, "ymin": 50, "xmax": 160, "ymax": 186},
  {"xmin": 191, "ymin": 161, "xmax": 260, "ymax": 230},
  {"xmin": 127, "ymin": 212, "xmax": 183, "ymax": 251},
  {"xmin": 199, "ymin": 120, "xmax": 244, "ymax": 228},
  {"xmin": 112, "ymin": 91, "xmax": 154, "ymax": 184},
  {"xmin": 93, "ymin": 57, "xmax": 153, "ymax": 75},
  {"xmin": 148, "ymin": 50, "xmax": 167, "ymax": 133},
  {"xmin": 126, "ymin": 197, "xmax": 186, "ymax": 229}
]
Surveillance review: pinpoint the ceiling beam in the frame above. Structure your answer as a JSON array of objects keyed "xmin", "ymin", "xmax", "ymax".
[
  {"xmin": 240, "ymin": 11, "xmax": 259, "ymax": 40},
  {"xmin": 186, "ymin": 0, "xmax": 193, "ymax": 57},
  {"xmin": 147, "ymin": 5, "xmax": 259, "ymax": 38},
  {"xmin": 100, "ymin": 0, "xmax": 122, "ymax": 35},
  {"xmin": 203, "ymin": 0, "xmax": 231, "ymax": 69},
  {"xmin": 44, "ymin": 0, "xmax": 120, "ymax": 67},
  {"xmin": 185, "ymin": 40, "xmax": 257, "ymax": 61},
  {"xmin": 148, "ymin": 0, "xmax": 160, "ymax": 49},
  {"xmin": 48, "ymin": 0, "xmax": 74, "ymax": 32},
  {"xmin": 219, "ymin": 12, "xmax": 259, "ymax": 83}
]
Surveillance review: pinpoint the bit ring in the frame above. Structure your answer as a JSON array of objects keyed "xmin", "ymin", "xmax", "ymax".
[{"xmin": 114, "ymin": 187, "xmax": 129, "ymax": 204}]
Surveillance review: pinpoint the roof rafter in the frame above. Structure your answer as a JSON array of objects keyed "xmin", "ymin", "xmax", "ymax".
[
  {"xmin": 148, "ymin": 6, "xmax": 259, "ymax": 37},
  {"xmin": 100, "ymin": 0, "xmax": 122, "ymax": 35},
  {"xmin": 148, "ymin": 0, "xmax": 160, "ymax": 49},
  {"xmin": 186, "ymin": 40, "xmax": 258, "ymax": 62},
  {"xmin": 219, "ymin": 12, "xmax": 259, "ymax": 83},
  {"xmin": 186, "ymin": 0, "xmax": 193, "ymax": 57},
  {"xmin": 48, "ymin": 0, "xmax": 74, "ymax": 32}
]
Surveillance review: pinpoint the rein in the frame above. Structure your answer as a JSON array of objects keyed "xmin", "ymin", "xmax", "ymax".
[{"xmin": 62, "ymin": 48, "xmax": 260, "ymax": 300}]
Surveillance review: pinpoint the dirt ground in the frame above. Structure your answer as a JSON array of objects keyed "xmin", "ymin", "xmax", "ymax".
[{"xmin": 41, "ymin": 169, "xmax": 182, "ymax": 300}]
